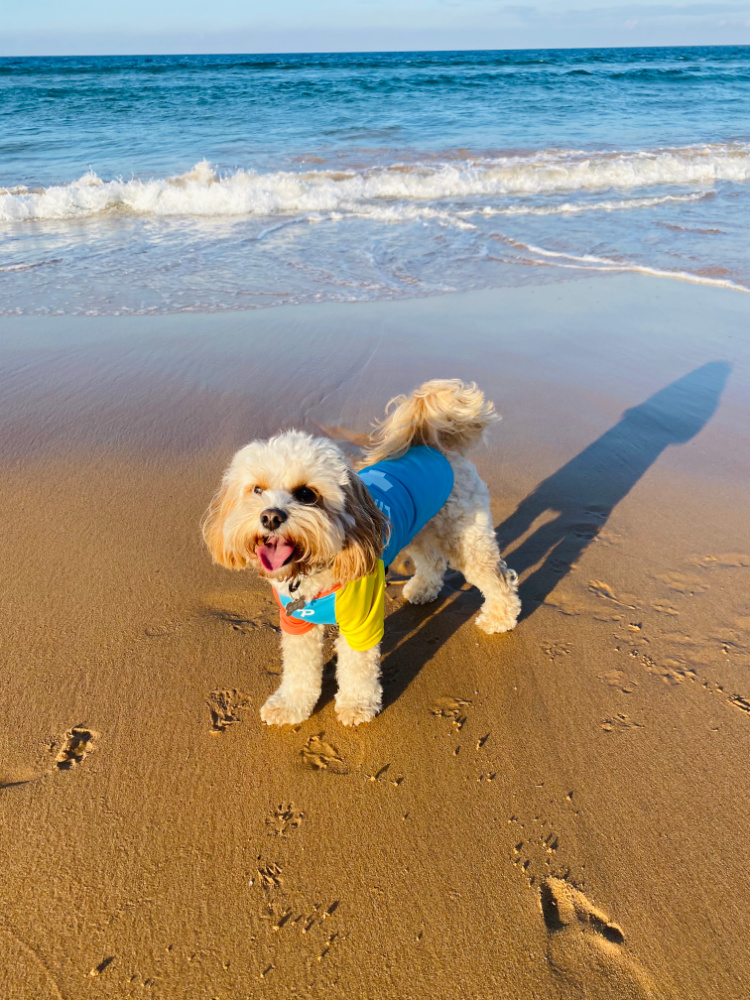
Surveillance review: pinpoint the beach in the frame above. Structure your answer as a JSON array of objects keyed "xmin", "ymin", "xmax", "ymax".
[{"xmin": 1, "ymin": 273, "xmax": 749, "ymax": 998}]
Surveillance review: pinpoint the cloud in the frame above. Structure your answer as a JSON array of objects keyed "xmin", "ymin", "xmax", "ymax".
[
  {"xmin": 579, "ymin": 2, "xmax": 750, "ymax": 15},
  {"xmin": 482, "ymin": 0, "xmax": 750, "ymax": 17}
]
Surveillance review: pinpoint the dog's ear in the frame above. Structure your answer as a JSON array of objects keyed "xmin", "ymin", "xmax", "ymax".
[
  {"xmin": 332, "ymin": 471, "xmax": 390, "ymax": 584},
  {"xmin": 201, "ymin": 478, "xmax": 247, "ymax": 570}
]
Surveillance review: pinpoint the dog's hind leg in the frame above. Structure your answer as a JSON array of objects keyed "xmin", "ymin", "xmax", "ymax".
[
  {"xmin": 261, "ymin": 626, "xmax": 325, "ymax": 726},
  {"xmin": 402, "ymin": 529, "xmax": 447, "ymax": 605},
  {"xmin": 447, "ymin": 510, "xmax": 521, "ymax": 635}
]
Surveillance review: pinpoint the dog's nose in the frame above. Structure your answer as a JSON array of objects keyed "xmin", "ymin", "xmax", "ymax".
[{"xmin": 260, "ymin": 507, "xmax": 288, "ymax": 531}]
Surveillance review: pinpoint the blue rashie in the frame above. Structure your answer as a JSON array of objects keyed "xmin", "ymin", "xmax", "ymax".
[{"xmin": 358, "ymin": 445, "xmax": 454, "ymax": 567}]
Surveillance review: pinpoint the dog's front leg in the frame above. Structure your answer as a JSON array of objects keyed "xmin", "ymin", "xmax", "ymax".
[
  {"xmin": 260, "ymin": 626, "xmax": 325, "ymax": 726},
  {"xmin": 334, "ymin": 635, "xmax": 382, "ymax": 726}
]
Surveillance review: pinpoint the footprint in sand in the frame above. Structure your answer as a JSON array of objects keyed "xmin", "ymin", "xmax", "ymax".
[
  {"xmin": 570, "ymin": 523, "xmax": 599, "ymax": 540},
  {"xmin": 540, "ymin": 877, "xmax": 660, "ymax": 999},
  {"xmin": 653, "ymin": 571, "xmax": 708, "ymax": 597},
  {"xmin": 598, "ymin": 669, "xmax": 637, "ymax": 695},
  {"xmin": 601, "ymin": 713, "xmax": 644, "ymax": 733},
  {"xmin": 688, "ymin": 552, "xmax": 750, "ymax": 570},
  {"xmin": 300, "ymin": 735, "xmax": 347, "ymax": 774},
  {"xmin": 429, "ymin": 696, "xmax": 471, "ymax": 731},
  {"xmin": 214, "ymin": 610, "xmax": 276, "ymax": 634},
  {"xmin": 542, "ymin": 641, "xmax": 571, "ymax": 660},
  {"xmin": 260, "ymin": 899, "xmax": 341, "ymax": 965},
  {"xmin": 256, "ymin": 862, "xmax": 283, "ymax": 890},
  {"xmin": 597, "ymin": 528, "xmax": 625, "ymax": 548},
  {"xmin": 207, "ymin": 689, "xmax": 252, "ymax": 733},
  {"xmin": 583, "ymin": 505, "xmax": 609, "ymax": 522},
  {"xmin": 589, "ymin": 580, "xmax": 638, "ymax": 610},
  {"xmin": 546, "ymin": 591, "xmax": 625, "ymax": 623},
  {"xmin": 549, "ymin": 557, "xmax": 577, "ymax": 577},
  {"xmin": 267, "ymin": 803, "xmax": 304, "ymax": 837},
  {"xmin": 54, "ymin": 727, "xmax": 98, "ymax": 770}
]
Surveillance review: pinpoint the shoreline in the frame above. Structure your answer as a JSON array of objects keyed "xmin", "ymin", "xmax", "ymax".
[
  {"xmin": 3, "ymin": 242, "xmax": 749, "ymax": 321},
  {"xmin": 1, "ymin": 273, "xmax": 749, "ymax": 999}
]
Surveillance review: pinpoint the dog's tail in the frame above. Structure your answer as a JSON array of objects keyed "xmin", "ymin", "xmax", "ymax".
[{"xmin": 361, "ymin": 379, "xmax": 499, "ymax": 466}]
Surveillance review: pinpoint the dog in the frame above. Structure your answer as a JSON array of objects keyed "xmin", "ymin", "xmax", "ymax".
[{"xmin": 202, "ymin": 379, "xmax": 520, "ymax": 727}]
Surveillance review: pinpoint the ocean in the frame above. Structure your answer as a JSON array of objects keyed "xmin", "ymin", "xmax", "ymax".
[{"xmin": 1, "ymin": 47, "xmax": 749, "ymax": 315}]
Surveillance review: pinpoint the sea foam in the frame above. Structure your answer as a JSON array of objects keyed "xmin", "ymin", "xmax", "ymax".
[{"xmin": 2, "ymin": 144, "xmax": 749, "ymax": 223}]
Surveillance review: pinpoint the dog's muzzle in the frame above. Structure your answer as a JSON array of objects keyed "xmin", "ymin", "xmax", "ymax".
[{"xmin": 260, "ymin": 507, "xmax": 287, "ymax": 531}]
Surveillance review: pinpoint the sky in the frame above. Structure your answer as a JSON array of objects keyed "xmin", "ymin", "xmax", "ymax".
[{"xmin": 1, "ymin": 0, "xmax": 750, "ymax": 55}]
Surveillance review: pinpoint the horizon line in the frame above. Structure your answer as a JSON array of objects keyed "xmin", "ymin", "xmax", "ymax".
[{"xmin": 2, "ymin": 42, "xmax": 749, "ymax": 59}]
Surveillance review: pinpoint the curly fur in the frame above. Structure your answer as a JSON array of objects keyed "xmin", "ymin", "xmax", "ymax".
[
  {"xmin": 362, "ymin": 378, "xmax": 500, "ymax": 465},
  {"xmin": 203, "ymin": 379, "xmax": 520, "ymax": 727},
  {"xmin": 332, "ymin": 471, "xmax": 390, "ymax": 585}
]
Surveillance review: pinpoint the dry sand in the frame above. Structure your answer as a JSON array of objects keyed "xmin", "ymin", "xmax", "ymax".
[{"xmin": 1, "ymin": 274, "xmax": 749, "ymax": 999}]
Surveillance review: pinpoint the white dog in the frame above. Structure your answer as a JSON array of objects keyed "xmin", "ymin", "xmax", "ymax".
[{"xmin": 202, "ymin": 379, "xmax": 520, "ymax": 727}]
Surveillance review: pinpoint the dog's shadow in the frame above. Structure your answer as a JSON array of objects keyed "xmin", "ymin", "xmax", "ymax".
[{"xmin": 375, "ymin": 361, "xmax": 730, "ymax": 710}]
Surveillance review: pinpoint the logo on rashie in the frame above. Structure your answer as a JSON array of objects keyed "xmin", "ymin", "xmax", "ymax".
[
  {"xmin": 360, "ymin": 469, "xmax": 393, "ymax": 518},
  {"xmin": 360, "ymin": 469, "xmax": 393, "ymax": 491}
]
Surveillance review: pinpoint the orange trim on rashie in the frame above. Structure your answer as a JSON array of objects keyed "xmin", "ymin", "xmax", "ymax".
[{"xmin": 273, "ymin": 585, "xmax": 341, "ymax": 636}]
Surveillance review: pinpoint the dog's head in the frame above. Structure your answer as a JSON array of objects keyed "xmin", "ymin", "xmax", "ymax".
[{"xmin": 202, "ymin": 430, "xmax": 389, "ymax": 584}]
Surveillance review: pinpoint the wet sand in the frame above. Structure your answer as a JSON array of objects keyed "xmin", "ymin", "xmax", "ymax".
[{"xmin": 1, "ymin": 274, "xmax": 749, "ymax": 999}]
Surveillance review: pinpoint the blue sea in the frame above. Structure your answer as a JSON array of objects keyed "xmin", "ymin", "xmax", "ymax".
[{"xmin": 1, "ymin": 47, "xmax": 749, "ymax": 315}]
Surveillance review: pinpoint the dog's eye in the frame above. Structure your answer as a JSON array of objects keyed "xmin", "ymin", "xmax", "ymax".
[
  {"xmin": 253, "ymin": 486, "xmax": 263, "ymax": 495},
  {"xmin": 293, "ymin": 486, "xmax": 318, "ymax": 505}
]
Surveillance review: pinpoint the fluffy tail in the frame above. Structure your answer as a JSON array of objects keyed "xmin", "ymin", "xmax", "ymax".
[{"xmin": 361, "ymin": 379, "xmax": 499, "ymax": 466}]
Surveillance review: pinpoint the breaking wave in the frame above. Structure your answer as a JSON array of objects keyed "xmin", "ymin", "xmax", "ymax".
[{"xmin": 3, "ymin": 144, "xmax": 749, "ymax": 223}]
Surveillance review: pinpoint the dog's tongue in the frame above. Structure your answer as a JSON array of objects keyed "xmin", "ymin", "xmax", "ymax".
[{"xmin": 257, "ymin": 538, "xmax": 295, "ymax": 572}]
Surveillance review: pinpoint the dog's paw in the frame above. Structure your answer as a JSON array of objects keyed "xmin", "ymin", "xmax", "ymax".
[
  {"xmin": 476, "ymin": 603, "xmax": 520, "ymax": 635},
  {"xmin": 403, "ymin": 576, "xmax": 442, "ymax": 605},
  {"xmin": 260, "ymin": 693, "xmax": 313, "ymax": 727},
  {"xmin": 335, "ymin": 702, "xmax": 380, "ymax": 727}
]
